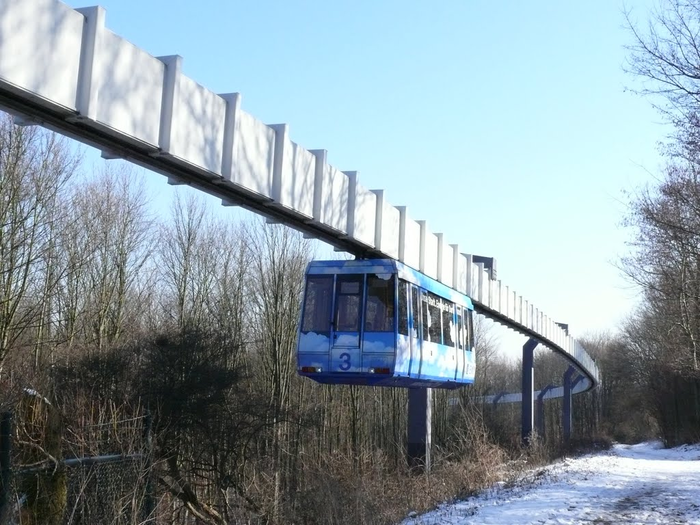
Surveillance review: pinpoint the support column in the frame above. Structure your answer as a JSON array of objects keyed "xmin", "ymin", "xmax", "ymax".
[
  {"xmin": 521, "ymin": 338, "xmax": 538, "ymax": 445},
  {"xmin": 407, "ymin": 387, "xmax": 432, "ymax": 471},
  {"xmin": 563, "ymin": 366, "xmax": 575, "ymax": 443},
  {"xmin": 493, "ymin": 392, "xmax": 505, "ymax": 407},
  {"xmin": 563, "ymin": 368, "xmax": 584, "ymax": 443}
]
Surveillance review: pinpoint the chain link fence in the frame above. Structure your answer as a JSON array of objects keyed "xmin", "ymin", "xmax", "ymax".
[{"xmin": 0, "ymin": 411, "xmax": 155, "ymax": 524}]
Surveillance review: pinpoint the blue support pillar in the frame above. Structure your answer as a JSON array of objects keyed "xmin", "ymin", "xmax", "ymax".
[
  {"xmin": 563, "ymin": 367, "xmax": 584, "ymax": 443},
  {"xmin": 493, "ymin": 392, "xmax": 505, "ymax": 407},
  {"xmin": 521, "ymin": 338, "xmax": 538, "ymax": 445},
  {"xmin": 536, "ymin": 385, "xmax": 554, "ymax": 440},
  {"xmin": 407, "ymin": 387, "xmax": 432, "ymax": 471},
  {"xmin": 563, "ymin": 366, "xmax": 575, "ymax": 443}
]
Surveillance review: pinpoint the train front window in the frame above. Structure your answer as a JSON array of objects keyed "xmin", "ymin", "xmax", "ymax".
[
  {"xmin": 335, "ymin": 275, "xmax": 363, "ymax": 332},
  {"xmin": 365, "ymin": 274, "xmax": 395, "ymax": 332},
  {"xmin": 301, "ymin": 275, "xmax": 333, "ymax": 334}
]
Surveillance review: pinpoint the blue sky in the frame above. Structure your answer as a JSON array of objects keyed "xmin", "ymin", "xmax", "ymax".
[{"xmin": 66, "ymin": 0, "xmax": 666, "ymax": 353}]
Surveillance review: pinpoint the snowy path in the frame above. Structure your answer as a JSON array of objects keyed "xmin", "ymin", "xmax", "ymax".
[{"xmin": 402, "ymin": 442, "xmax": 700, "ymax": 525}]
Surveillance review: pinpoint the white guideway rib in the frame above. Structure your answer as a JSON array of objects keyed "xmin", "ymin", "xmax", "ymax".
[{"xmin": 402, "ymin": 442, "xmax": 700, "ymax": 525}]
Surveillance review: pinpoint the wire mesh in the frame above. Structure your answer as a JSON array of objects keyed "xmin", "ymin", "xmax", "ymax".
[
  {"xmin": 61, "ymin": 455, "xmax": 148, "ymax": 525},
  {"xmin": 10, "ymin": 454, "xmax": 150, "ymax": 525},
  {"xmin": 2, "ymin": 408, "xmax": 153, "ymax": 525}
]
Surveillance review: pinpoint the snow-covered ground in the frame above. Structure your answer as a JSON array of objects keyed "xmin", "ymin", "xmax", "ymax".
[{"xmin": 402, "ymin": 441, "xmax": 700, "ymax": 525}]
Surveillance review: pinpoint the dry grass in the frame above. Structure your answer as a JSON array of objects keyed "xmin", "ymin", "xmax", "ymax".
[{"xmin": 279, "ymin": 404, "xmax": 519, "ymax": 525}]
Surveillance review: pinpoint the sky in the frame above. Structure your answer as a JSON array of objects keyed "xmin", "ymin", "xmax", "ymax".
[
  {"xmin": 402, "ymin": 441, "xmax": 700, "ymax": 524},
  {"xmin": 62, "ymin": 0, "xmax": 668, "ymax": 355}
]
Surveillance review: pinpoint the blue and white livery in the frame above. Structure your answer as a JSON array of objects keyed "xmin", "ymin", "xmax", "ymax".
[{"xmin": 297, "ymin": 259, "xmax": 476, "ymax": 389}]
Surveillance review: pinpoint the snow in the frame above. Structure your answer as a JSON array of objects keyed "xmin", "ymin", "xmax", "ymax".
[{"xmin": 402, "ymin": 441, "xmax": 700, "ymax": 525}]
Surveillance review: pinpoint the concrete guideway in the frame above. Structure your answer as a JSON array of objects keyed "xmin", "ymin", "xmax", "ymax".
[{"xmin": 0, "ymin": 0, "xmax": 599, "ymax": 391}]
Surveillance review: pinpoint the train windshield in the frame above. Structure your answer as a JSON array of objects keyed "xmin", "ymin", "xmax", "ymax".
[
  {"xmin": 364, "ymin": 274, "xmax": 395, "ymax": 332},
  {"xmin": 301, "ymin": 275, "xmax": 333, "ymax": 334},
  {"xmin": 301, "ymin": 273, "xmax": 396, "ymax": 335},
  {"xmin": 335, "ymin": 275, "xmax": 363, "ymax": 331}
]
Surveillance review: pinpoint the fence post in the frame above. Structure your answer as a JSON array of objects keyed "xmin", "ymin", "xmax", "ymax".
[
  {"xmin": 142, "ymin": 412, "xmax": 155, "ymax": 522},
  {"xmin": 0, "ymin": 412, "xmax": 12, "ymax": 524}
]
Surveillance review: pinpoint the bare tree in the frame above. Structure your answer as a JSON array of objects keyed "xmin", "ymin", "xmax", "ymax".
[
  {"xmin": 471, "ymin": 316, "xmax": 504, "ymax": 396},
  {"xmin": 622, "ymin": 161, "xmax": 700, "ymax": 375},
  {"xmin": 53, "ymin": 163, "xmax": 154, "ymax": 352},
  {"xmin": 626, "ymin": 0, "xmax": 700, "ymax": 157},
  {"xmin": 620, "ymin": 159, "xmax": 700, "ymax": 443},
  {"xmin": 0, "ymin": 114, "xmax": 79, "ymax": 368},
  {"xmin": 623, "ymin": 1, "xmax": 700, "ymax": 443},
  {"xmin": 205, "ymin": 221, "xmax": 249, "ymax": 369},
  {"xmin": 158, "ymin": 192, "xmax": 224, "ymax": 331},
  {"xmin": 245, "ymin": 219, "xmax": 311, "ymax": 522}
]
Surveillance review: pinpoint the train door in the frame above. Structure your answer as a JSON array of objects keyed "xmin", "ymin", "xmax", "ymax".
[
  {"xmin": 408, "ymin": 285, "xmax": 422, "ymax": 377},
  {"xmin": 330, "ymin": 274, "xmax": 363, "ymax": 373}
]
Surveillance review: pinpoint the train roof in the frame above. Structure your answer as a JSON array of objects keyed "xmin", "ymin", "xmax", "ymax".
[{"xmin": 306, "ymin": 259, "xmax": 474, "ymax": 309}]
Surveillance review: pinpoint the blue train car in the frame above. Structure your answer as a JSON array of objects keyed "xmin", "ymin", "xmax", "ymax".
[{"xmin": 297, "ymin": 259, "xmax": 475, "ymax": 389}]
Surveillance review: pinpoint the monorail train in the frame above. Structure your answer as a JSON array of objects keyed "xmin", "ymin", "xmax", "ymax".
[{"xmin": 297, "ymin": 259, "xmax": 475, "ymax": 389}]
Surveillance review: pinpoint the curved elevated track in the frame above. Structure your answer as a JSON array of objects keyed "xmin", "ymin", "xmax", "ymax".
[{"xmin": 0, "ymin": 1, "xmax": 599, "ymax": 394}]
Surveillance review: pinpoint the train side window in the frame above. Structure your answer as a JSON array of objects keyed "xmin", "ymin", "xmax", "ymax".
[
  {"xmin": 456, "ymin": 308, "xmax": 464, "ymax": 350},
  {"xmin": 301, "ymin": 275, "xmax": 333, "ymax": 334},
  {"xmin": 442, "ymin": 301, "xmax": 455, "ymax": 347},
  {"xmin": 412, "ymin": 286, "xmax": 420, "ymax": 339},
  {"xmin": 427, "ymin": 293, "xmax": 442, "ymax": 343},
  {"xmin": 335, "ymin": 275, "xmax": 363, "ymax": 332},
  {"xmin": 398, "ymin": 279, "xmax": 408, "ymax": 335},
  {"xmin": 467, "ymin": 309, "xmax": 474, "ymax": 351},
  {"xmin": 421, "ymin": 293, "xmax": 430, "ymax": 342},
  {"xmin": 365, "ymin": 274, "xmax": 395, "ymax": 332}
]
